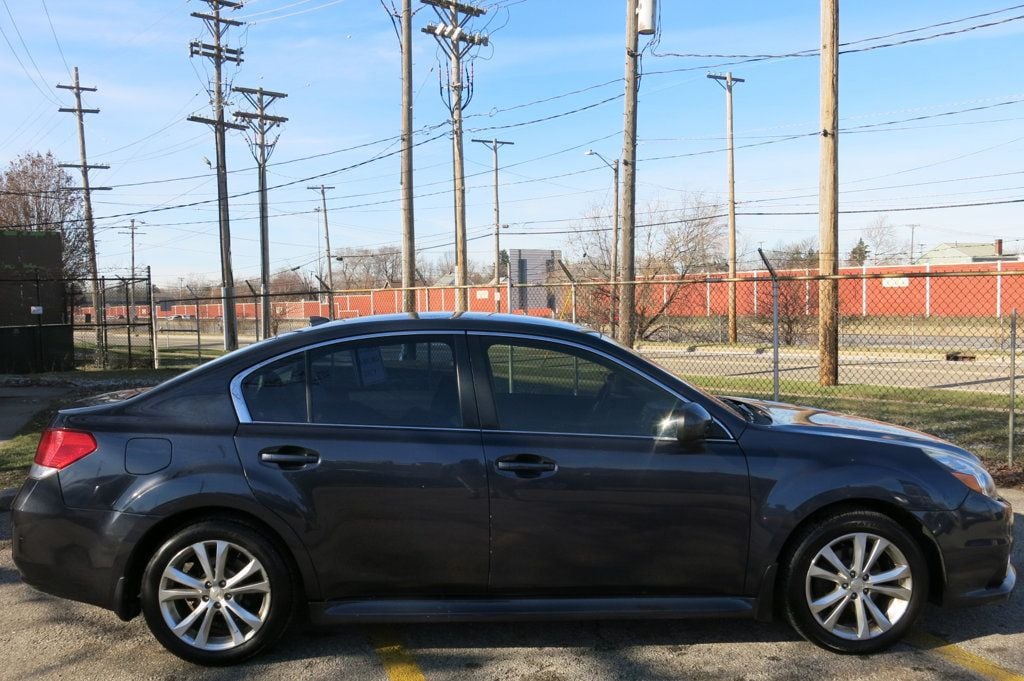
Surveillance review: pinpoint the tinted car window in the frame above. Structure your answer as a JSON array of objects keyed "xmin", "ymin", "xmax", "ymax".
[
  {"xmin": 309, "ymin": 337, "xmax": 461, "ymax": 428},
  {"xmin": 240, "ymin": 354, "xmax": 308, "ymax": 423},
  {"xmin": 484, "ymin": 340, "xmax": 681, "ymax": 437}
]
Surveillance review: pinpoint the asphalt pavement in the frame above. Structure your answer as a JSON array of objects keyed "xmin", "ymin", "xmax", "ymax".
[{"xmin": 1, "ymin": 490, "xmax": 1022, "ymax": 680}]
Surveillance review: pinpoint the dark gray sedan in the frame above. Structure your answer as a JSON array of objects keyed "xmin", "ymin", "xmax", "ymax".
[{"xmin": 11, "ymin": 313, "xmax": 1015, "ymax": 665}]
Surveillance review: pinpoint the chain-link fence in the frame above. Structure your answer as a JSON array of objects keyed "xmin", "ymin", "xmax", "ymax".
[
  {"xmin": 11, "ymin": 268, "xmax": 1013, "ymax": 462},
  {"xmin": 0, "ymin": 272, "xmax": 154, "ymax": 371}
]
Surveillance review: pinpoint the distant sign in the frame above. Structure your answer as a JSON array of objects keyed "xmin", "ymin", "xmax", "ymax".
[
  {"xmin": 475, "ymin": 290, "xmax": 490, "ymax": 300},
  {"xmin": 29, "ymin": 306, "xmax": 43, "ymax": 315},
  {"xmin": 882, "ymin": 277, "xmax": 909, "ymax": 288}
]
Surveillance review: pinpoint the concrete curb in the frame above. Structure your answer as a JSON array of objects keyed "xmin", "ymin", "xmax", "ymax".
[{"xmin": 0, "ymin": 487, "xmax": 16, "ymax": 512}]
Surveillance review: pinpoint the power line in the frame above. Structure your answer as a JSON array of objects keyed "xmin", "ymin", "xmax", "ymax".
[{"xmin": 39, "ymin": 0, "xmax": 71, "ymax": 77}]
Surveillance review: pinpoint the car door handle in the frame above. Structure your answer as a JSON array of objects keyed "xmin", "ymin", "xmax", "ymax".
[
  {"xmin": 495, "ymin": 455, "xmax": 558, "ymax": 475},
  {"xmin": 496, "ymin": 461, "xmax": 556, "ymax": 472},
  {"xmin": 259, "ymin": 446, "xmax": 320, "ymax": 467}
]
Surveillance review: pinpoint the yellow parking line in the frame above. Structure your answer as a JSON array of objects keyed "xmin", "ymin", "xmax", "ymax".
[
  {"xmin": 908, "ymin": 631, "xmax": 1024, "ymax": 681},
  {"xmin": 369, "ymin": 627, "xmax": 427, "ymax": 681}
]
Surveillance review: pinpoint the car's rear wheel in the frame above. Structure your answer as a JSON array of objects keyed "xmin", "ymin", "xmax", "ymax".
[
  {"xmin": 782, "ymin": 510, "xmax": 929, "ymax": 654},
  {"xmin": 141, "ymin": 520, "xmax": 294, "ymax": 665}
]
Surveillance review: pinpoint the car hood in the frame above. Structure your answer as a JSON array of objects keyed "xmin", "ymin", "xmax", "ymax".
[{"xmin": 729, "ymin": 396, "xmax": 953, "ymax": 449}]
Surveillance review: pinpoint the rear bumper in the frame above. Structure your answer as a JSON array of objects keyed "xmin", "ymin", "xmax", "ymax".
[
  {"xmin": 919, "ymin": 492, "xmax": 1016, "ymax": 607},
  {"xmin": 10, "ymin": 474, "xmax": 158, "ymax": 618}
]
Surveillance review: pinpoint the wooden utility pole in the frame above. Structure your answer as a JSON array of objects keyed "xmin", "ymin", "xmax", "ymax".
[
  {"xmin": 117, "ymin": 219, "xmax": 145, "ymax": 320},
  {"xmin": 818, "ymin": 0, "xmax": 840, "ymax": 385},
  {"xmin": 707, "ymin": 72, "xmax": 744, "ymax": 344},
  {"xmin": 422, "ymin": 0, "xmax": 489, "ymax": 312},
  {"xmin": 188, "ymin": 0, "xmax": 246, "ymax": 351},
  {"xmin": 471, "ymin": 138, "xmax": 514, "ymax": 294},
  {"xmin": 618, "ymin": 0, "xmax": 640, "ymax": 346},
  {"xmin": 57, "ymin": 66, "xmax": 109, "ymax": 364},
  {"xmin": 234, "ymin": 86, "xmax": 288, "ymax": 340},
  {"xmin": 309, "ymin": 185, "xmax": 336, "ymax": 319},
  {"xmin": 400, "ymin": 0, "xmax": 416, "ymax": 312}
]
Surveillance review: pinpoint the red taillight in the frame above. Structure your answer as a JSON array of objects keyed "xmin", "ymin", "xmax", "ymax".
[{"xmin": 34, "ymin": 428, "xmax": 98, "ymax": 470}]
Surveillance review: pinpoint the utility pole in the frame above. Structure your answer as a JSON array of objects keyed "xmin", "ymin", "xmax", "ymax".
[
  {"xmin": 388, "ymin": 0, "xmax": 417, "ymax": 312},
  {"xmin": 117, "ymin": 219, "xmax": 145, "ymax": 321},
  {"xmin": 233, "ymin": 86, "xmax": 288, "ymax": 340},
  {"xmin": 472, "ymin": 138, "xmax": 514, "ymax": 286},
  {"xmin": 57, "ymin": 66, "xmax": 109, "ymax": 364},
  {"xmin": 188, "ymin": 0, "xmax": 246, "ymax": 351},
  {"xmin": 422, "ymin": 0, "xmax": 489, "ymax": 312},
  {"xmin": 907, "ymin": 223, "xmax": 919, "ymax": 264},
  {"xmin": 618, "ymin": 0, "xmax": 640, "ymax": 347},
  {"xmin": 309, "ymin": 185, "xmax": 336, "ymax": 319},
  {"xmin": 818, "ymin": 0, "xmax": 840, "ymax": 385},
  {"xmin": 586, "ymin": 150, "xmax": 620, "ymax": 336},
  {"xmin": 707, "ymin": 72, "xmax": 745, "ymax": 344}
]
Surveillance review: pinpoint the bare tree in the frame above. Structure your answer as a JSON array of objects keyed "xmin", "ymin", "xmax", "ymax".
[
  {"xmin": 0, "ymin": 152, "xmax": 87, "ymax": 279},
  {"xmin": 862, "ymin": 216, "xmax": 910, "ymax": 265},
  {"xmin": 756, "ymin": 238, "xmax": 819, "ymax": 345},
  {"xmin": 565, "ymin": 195, "xmax": 726, "ymax": 342}
]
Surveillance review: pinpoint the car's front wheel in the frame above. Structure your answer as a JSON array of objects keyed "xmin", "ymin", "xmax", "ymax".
[
  {"xmin": 140, "ymin": 520, "xmax": 294, "ymax": 665},
  {"xmin": 782, "ymin": 510, "xmax": 929, "ymax": 653}
]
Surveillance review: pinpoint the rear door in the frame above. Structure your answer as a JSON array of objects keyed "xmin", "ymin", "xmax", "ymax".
[
  {"xmin": 233, "ymin": 332, "xmax": 489, "ymax": 600},
  {"xmin": 470, "ymin": 333, "xmax": 750, "ymax": 596}
]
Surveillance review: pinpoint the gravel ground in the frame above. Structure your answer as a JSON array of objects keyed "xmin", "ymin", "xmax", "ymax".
[{"xmin": 1, "ymin": 492, "xmax": 1021, "ymax": 681}]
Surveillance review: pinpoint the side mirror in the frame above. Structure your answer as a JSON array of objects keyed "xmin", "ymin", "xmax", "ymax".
[{"xmin": 675, "ymin": 402, "xmax": 712, "ymax": 450}]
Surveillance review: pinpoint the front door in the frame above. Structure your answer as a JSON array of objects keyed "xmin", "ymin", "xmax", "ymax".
[
  {"xmin": 233, "ymin": 332, "xmax": 489, "ymax": 600},
  {"xmin": 470, "ymin": 334, "xmax": 750, "ymax": 596}
]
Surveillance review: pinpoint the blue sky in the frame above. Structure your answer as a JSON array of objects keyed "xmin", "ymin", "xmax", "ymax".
[{"xmin": 1, "ymin": 0, "xmax": 1023, "ymax": 286}]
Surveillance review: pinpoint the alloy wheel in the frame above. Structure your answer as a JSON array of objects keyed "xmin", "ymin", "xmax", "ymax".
[
  {"xmin": 157, "ymin": 540, "xmax": 272, "ymax": 651},
  {"xmin": 804, "ymin": 532, "xmax": 913, "ymax": 641}
]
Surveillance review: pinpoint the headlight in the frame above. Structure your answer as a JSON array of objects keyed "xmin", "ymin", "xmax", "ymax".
[{"xmin": 924, "ymin": 447, "xmax": 997, "ymax": 497}]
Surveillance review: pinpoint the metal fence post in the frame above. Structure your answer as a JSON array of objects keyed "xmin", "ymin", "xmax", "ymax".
[
  {"xmin": 1010, "ymin": 308, "xmax": 1017, "ymax": 466},
  {"xmin": 148, "ymin": 267, "xmax": 159, "ymax": 369},
  {"xmin": 99, "ymin": 276, "xmax": 109, "ymax": 368},
  {"xmin": 123, "ymin": 278, "xmax": 133, "ymax": 368},
  {"xmin": 571, "ymin": 282, "xmax": 577, "ymax": 324},
  {"xmin": 758, "ymin": 248, "xmax": 780, "ymax": 401}
]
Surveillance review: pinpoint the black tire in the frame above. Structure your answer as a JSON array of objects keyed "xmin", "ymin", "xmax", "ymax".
[
  {"xmin": 781, "ymin": 510, "xmax": 929, "ymax": 654},
  {"xmin": 141, "ymin": 520, "xmax": 295, "ymax": 665}
]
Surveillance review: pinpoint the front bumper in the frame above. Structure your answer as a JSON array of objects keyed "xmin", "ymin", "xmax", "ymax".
[
  {"xmin": 918, "ymin": 491, "xmax": 1016, "ymax": 607},
  {"xmin": 10, "ymin": 474, "xmax": 158, "ymax": 618}
]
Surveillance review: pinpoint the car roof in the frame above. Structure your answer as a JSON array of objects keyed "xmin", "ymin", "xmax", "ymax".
[{"xmin": 289, "ymin": 311, "xmax": 599, "ymax": 338}]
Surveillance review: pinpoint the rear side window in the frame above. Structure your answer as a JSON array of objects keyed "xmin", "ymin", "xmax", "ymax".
[
  {"xmin": 240, "ymin": 354, "xmax": 308, "ymax": 423},
  {"xmin": 309, "ymin": 338, "xmax": 460, "ymax": 428},
  {"xmin": 240, "ymin": 337, "xmax": 461, "ymax": 427}
]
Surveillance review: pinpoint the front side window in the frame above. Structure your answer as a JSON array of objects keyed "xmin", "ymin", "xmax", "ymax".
[
  {"xmin": 309, "ymin": 337, "xmax": 461, "ymax": 428},
  {"xmin": 483, "ymin": 339, "xmax": 681, "ymax": 437}
]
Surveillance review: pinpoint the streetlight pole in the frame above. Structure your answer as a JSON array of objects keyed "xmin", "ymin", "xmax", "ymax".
[{"xmin": 586, "ymin": 150, "xmax": 620, "ymax": 336}]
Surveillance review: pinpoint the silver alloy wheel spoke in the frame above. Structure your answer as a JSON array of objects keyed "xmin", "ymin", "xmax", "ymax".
[
  {"xmin": 869, "ymin": 565, "xmax": 909, "ymax": 585},
  {"xmin": 819, "ymin": 546, "xmax": 851, "ymax": 578},
  {"xmin": 230, "ymin": 580, "xmax": 271, "ymax": 596},
  {"xmin": 805, "ymin": 531, "xmax": 912, "ymax": 641},
  {"xmin": 213, "ymin": 540, "xmax": 229, "ymax": 583},
  {"xmin": 166, "ymin": 567, "xmax": 204, "ymax": 591},
  {"xmin": 854, "ymin": 597, "xmax": 869, "ymax": 639},
  {"xmin": 810, "ymin": 587, "xmax": 847, "ymax": 613},
  {"xmin": 862, "ymin": 593, "xmax": 893, "ymax": 632},
  {"xmin": 158, "ymin": 540, "xmax": 271, "ymax": 652},
  {"xmin": 863, "ymin": 537, "xmax": 890, "ymax": 575},
  {"xmin": 868, "ymin": 583, "xmax": 912, "ymax": 600},
  {"xmin": 191, "ymin": 542, "xmax": 215, "ymax": 583},
  {"xmin": 851, "ymin": 533, "xmax": 867, "ymax": 575},
  {"xmin": 159, "ymin": 587, "xmax": 203, "ymax": 602},
  {"xmin": 807, "ymin": 565, "xmax": 845, "ymax": 584}
]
